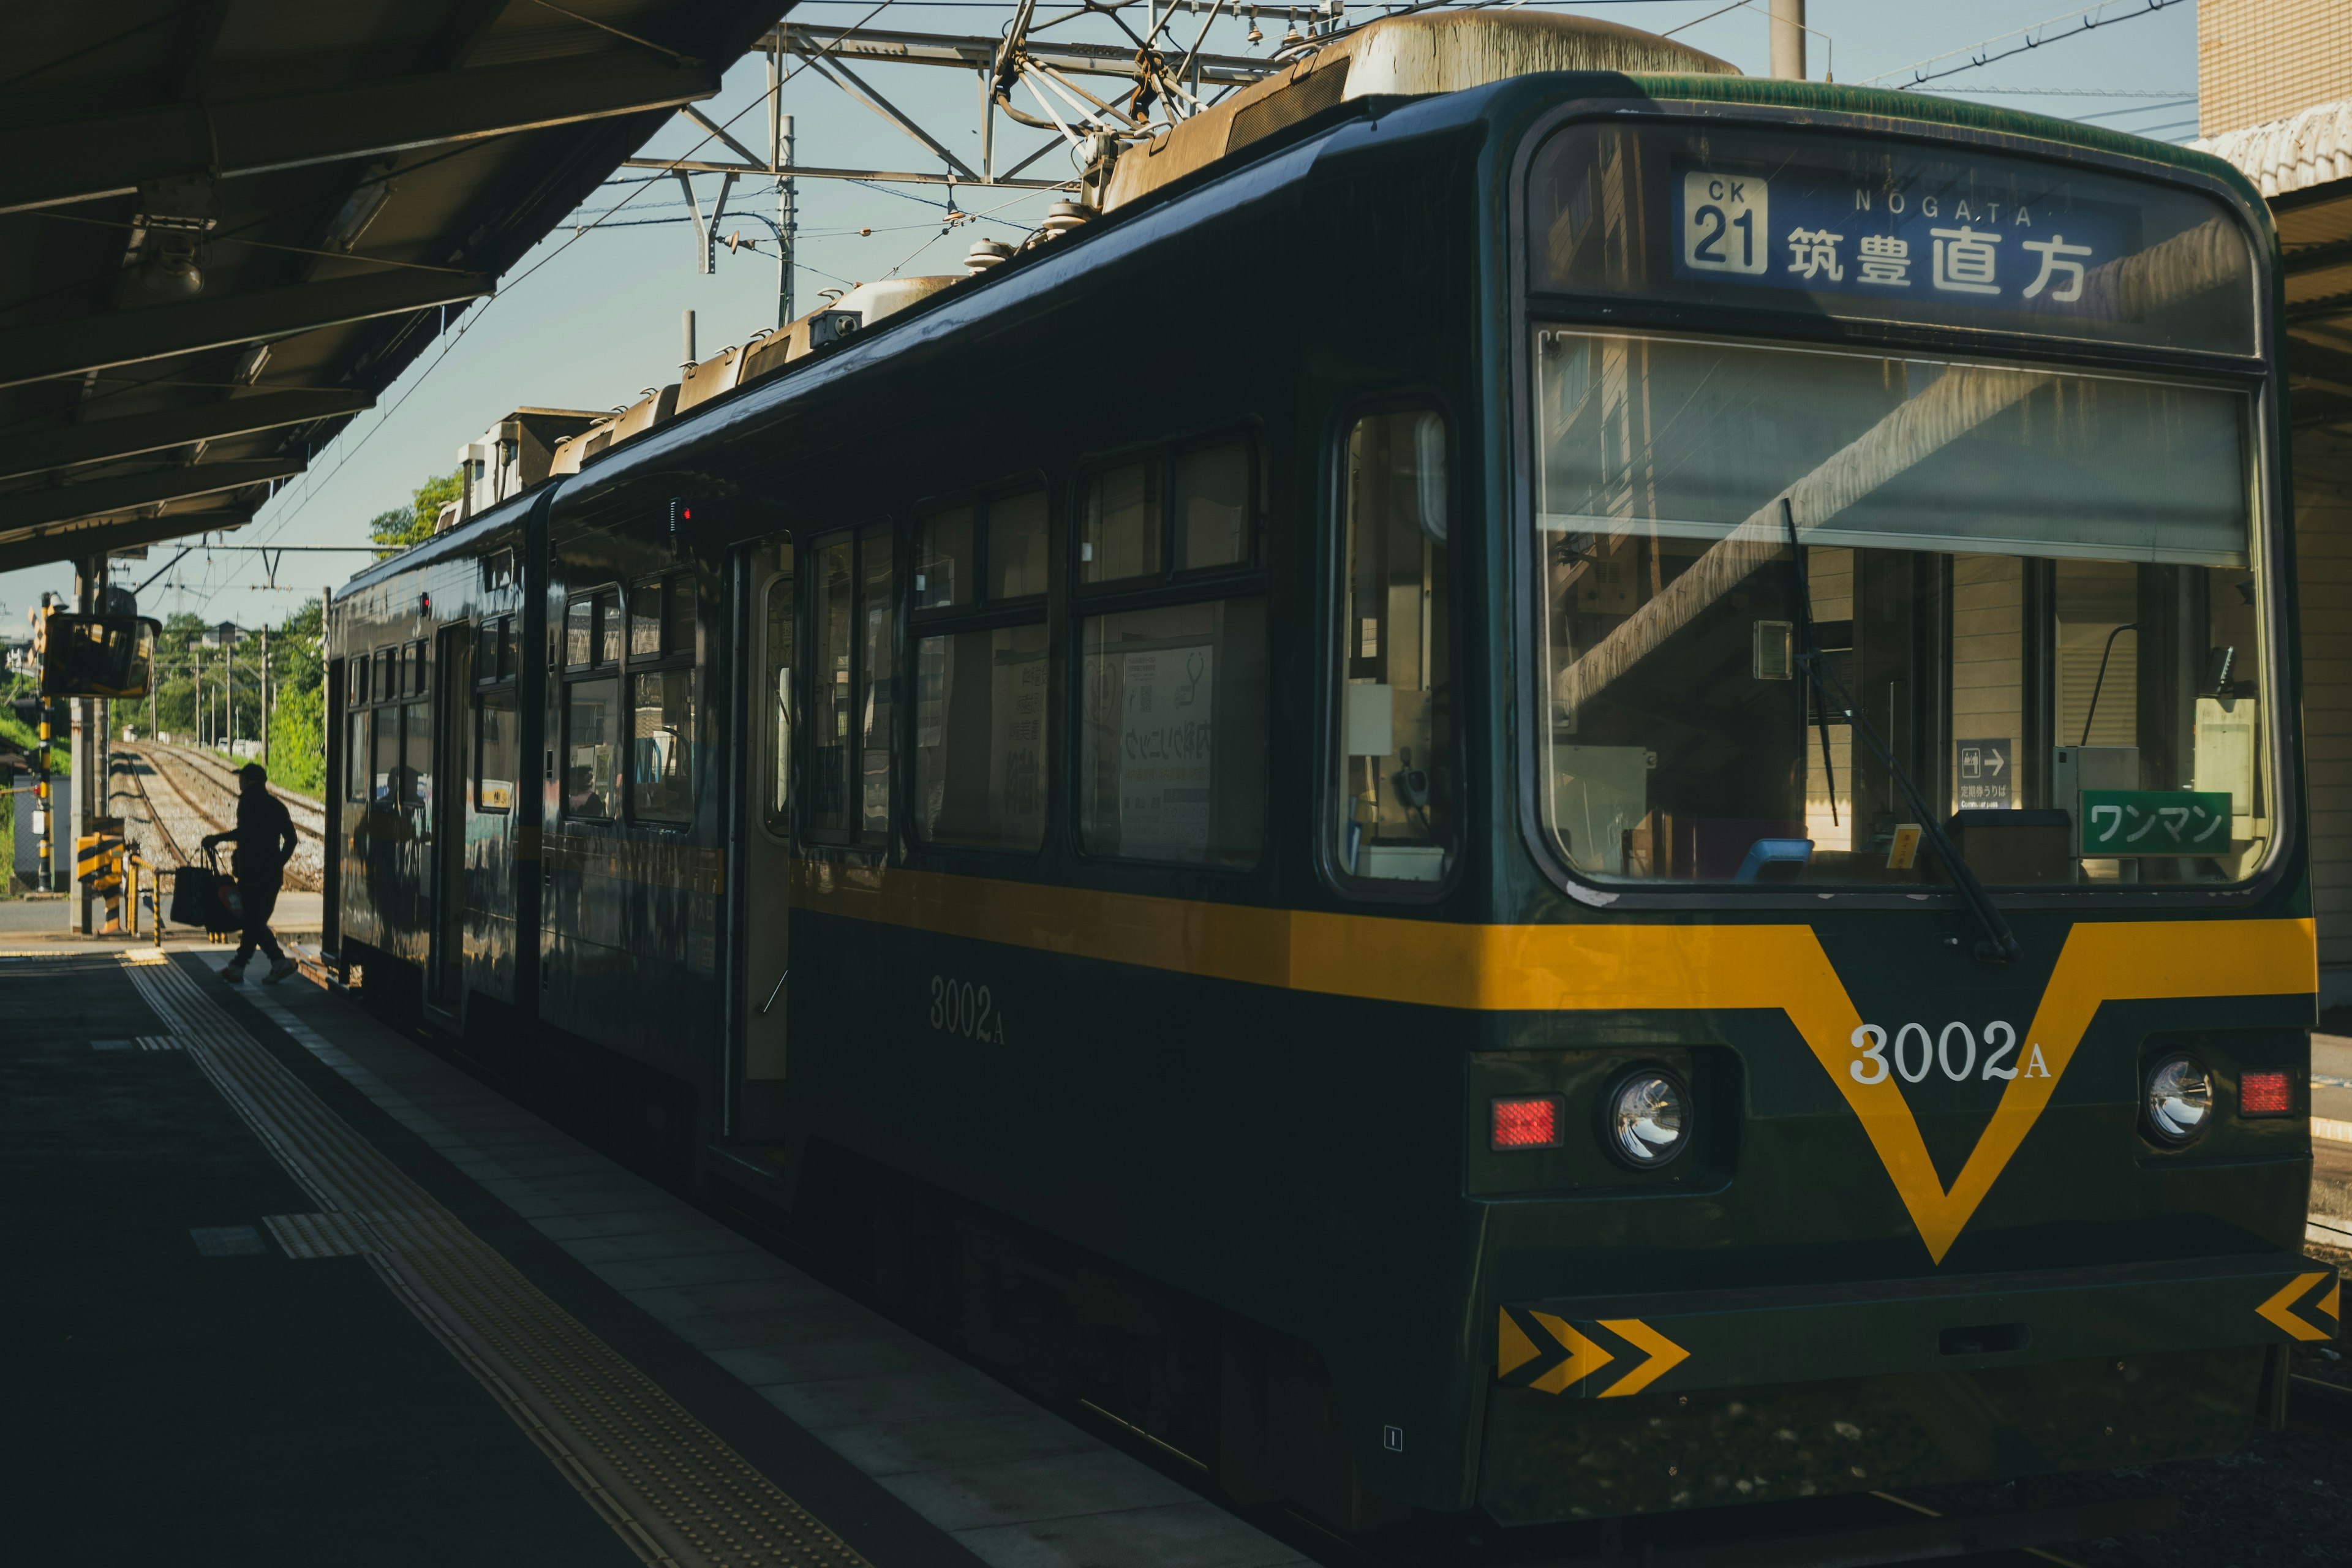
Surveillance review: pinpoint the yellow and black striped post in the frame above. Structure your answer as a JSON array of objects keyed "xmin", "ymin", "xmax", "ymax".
[{"xmin": 75, "ymin": 831, "xmax": 125, "ymax": 933}]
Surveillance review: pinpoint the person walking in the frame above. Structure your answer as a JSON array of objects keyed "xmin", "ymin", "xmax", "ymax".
[{"xmin": 203, "ymin": 763, "xmax": 298, "ymax": 985}]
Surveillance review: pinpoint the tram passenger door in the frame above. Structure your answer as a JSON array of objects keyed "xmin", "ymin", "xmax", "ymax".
[
  {"xmin": 738, "ymin": 537, "xmax": 794, "ymax": 1140},
  {"xmin": 428, "ymin": 625, "xmax": 470, "ymax": 1010}
]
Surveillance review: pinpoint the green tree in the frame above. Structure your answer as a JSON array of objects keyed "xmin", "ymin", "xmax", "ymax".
[
  {"xmin": 264, "ymin": 598, "xmax": 326, "ymax": 796},
  {"xmin": 370, "ymin": 469, "xmax": 464, "ymax": 555}
]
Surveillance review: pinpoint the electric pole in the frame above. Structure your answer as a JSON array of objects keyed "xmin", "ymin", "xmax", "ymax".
[{"xmin": 1770, "ymin": 0, "xmax": 1805, "ymax": 80}]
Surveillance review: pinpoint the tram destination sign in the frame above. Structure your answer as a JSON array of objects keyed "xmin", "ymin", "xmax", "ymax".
[
  {"xmin": 1675, "ymin": 164, "xmax": 2138, "ymax": 317},
  {"xmin": 1525, "ymin": 124, "xmax": 2257, "ymax": 357}
]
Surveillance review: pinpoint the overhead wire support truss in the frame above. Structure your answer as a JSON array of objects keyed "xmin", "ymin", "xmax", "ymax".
[{"xmin": 616, "ymin": 13, "xmax": 1278, "ymax": 191}]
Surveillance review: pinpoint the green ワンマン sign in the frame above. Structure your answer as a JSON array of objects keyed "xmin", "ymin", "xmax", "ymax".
[{"xmin": 2078, "ymin": 790, "xmax": 2236, "ymax": 856}]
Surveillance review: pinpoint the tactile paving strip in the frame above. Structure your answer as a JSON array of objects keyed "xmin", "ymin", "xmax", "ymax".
[{"xmin": 123, "ymin": 955, "xmax": 871, "ymax": 1568}]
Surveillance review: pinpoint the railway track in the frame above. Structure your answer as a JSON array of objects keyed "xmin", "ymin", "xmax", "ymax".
[
  {"xmin": 116, "ymin": 742, "xmax": 324, "ymax": 891},
  {"xmin": 109, "ymin": 750, "xmax": 194, "ymax": 871},
  {"xmin": 147, "ymin": 742, "xmax": 326, "ymax": 837}
]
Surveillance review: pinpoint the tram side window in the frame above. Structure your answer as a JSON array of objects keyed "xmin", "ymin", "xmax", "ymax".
[
  {"xmin": 1080, "ymin": 600, "xmax": 1267, "ymax": 865},
  {"xmin": 346, "ymin": 710, "xmax": 369, "ymax": 804},
  {"xmin": 912, "ymin": 487, "xmax": 1049, "ymax": 851},
  {"xmin": 763, "ymin": 546, "xmax": 795, "ymax": 834},
  {"xmin": 562, "ymin": 587, "xmax": 621, "ymax": 821},
  {"xmin": 372, "ymin": 696, "xmax": 401, "ymax": 811},
  {"xmin": 1076, "ymin": 435, "xmax": 1267, "ymax": 867},
  {"xmin": 477, "ymin": 692, "xmax": 517, "ymax": 812},
  {"xmin": 803, "ymin": 529, "xmax": 897, "ymax": 845},
  {"xmin": 405, "ymin": 701, "xmax": 433, "ymax": 825},
  {"xmin": 858, "ymin": 526, "xmax": 895, "ymax": 838},
  {"xmin": 475, "ymin": 615, "xmax": 519, "ymax": 814},
  {"xmin": 1333, "ymin": 410, "xmax": 1455, "ymax": 884},
  {"xmin": 808, "ymin": 538, "xmax": 856, "ymax": 838},
  {"xmin": 628, "ymin": 571, "xmax": 698, "ymax": 823}
]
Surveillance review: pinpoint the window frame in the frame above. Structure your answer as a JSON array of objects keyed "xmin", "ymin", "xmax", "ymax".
[
  {"xmin": 625, "ymin": 570, "xmax": 699, "ymax": 826},
  {"xmin": 799, "ymin": 526, "xmax": 897, "ymax": 849},
  {"xmin": 472, "ymin": 614, "xmax": 521, "ymax": 816},
  {"xmin": 345, "ymin": 708, "xmax": 371, "ymax": 805},
  {"xmin": 908, "ymin": 475, "xmax": 1055, "ymax": 856},
  {"xmin": 559, "ymin": 584, "xmax": 624, "ymax": 826},
  {"xmin": 1504, "ymin": 100, "xmax": 2293, "ymax": 914},
  {"xmin": 1318, "ymin": 391, "xmax": 1466, "ymax": 903},
  {"xmin": 1067, "ymin": 424, "xmax": 1272, "ymax": 873},
  {"xmin": 1072, "ymin": 428, "xmax": 1263, "ymax": 597},
  {"xmin": 758, "ymin": 548, "xmax": 796, "ymax": 845}
]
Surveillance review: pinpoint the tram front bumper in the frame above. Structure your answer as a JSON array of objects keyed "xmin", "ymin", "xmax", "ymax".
[
  {"xmin": 1495, "ymin": 1252, "xmax": 2337, "ymax": 1401},
  {"xmin": 1476, "ymin": 1253, "xmax": 2338, "ymax": 1525}
]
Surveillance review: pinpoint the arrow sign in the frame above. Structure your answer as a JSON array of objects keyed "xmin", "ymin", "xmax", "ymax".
[
  {"xmin": 1498, "ymin": 1308, "xmax": 1692, "ymax": 1398},
  {"xmin": 2256, "ymin": 1271, "xmax": 2341, "ymax": 1343},
  {"xmin": 1956, "ymin": 737, "xmax": 2013, "ymax": 807}
]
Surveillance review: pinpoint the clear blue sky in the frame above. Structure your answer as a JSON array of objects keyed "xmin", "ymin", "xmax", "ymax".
[{"xmin": 0, "ymin": 0, "xmax": 2204, "ymax": 635}]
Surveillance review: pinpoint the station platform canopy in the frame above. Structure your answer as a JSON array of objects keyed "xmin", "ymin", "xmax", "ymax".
[
  {"xmin": 0, "ymin": 1, "xmax": 788, "ymax": 576},
  {"xmin": 2198, "ymin": 100, "xmax": 2352, "ymax": 429}
]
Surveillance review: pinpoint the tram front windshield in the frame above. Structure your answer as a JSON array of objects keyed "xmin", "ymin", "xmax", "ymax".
[{"xmin": 1530, "ymin": 334, "xmax": 2266, "ymax": 888}]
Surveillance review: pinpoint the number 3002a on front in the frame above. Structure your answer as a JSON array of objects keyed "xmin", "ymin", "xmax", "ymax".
[{"xmin": 1683, "ymin": 171, "xmax": 1770, "ymax": 276}]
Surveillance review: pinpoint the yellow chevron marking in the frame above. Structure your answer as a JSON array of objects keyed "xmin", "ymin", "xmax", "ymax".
[
  {"xmin": 790, "ymin": 864, "xmax": 2315, "ymax": 1268},
  {"xmin": 1497, "ymin": 1310, "xmax": 1542, "ymax": 1378},
  {"xmin": 2256, "ymin": 1272, "xmax": 2332, "ymax": 1342},
  {"xmin": 1527, "ymin": 1311, "xmax": 1613, "ymax": 1394},
  {"xmin": 2321, "ymin": 1280, "xmax": 2342, "ymax": 1323},
  {"xmin": 1596, "ymin": 1317, "xmax": 1691, "ymax": 1398}
]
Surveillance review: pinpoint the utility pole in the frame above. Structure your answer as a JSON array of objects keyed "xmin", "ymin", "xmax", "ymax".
[
  {"xmin": 260, "ymin": 625, "xmax": 270, "ymax": 770},
  {"xmin": 767, "ymin": 39, "xmax": 794, "ymax": 327},
  {"xmin": 1770, "ymin": 0, "xmax": 1806, "ymax": 81}
]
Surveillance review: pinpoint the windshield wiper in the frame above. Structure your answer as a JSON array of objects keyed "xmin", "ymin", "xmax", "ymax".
[{"xmin": 1782, "ymin": 499, "xmax": 2022, "ymax": 967}]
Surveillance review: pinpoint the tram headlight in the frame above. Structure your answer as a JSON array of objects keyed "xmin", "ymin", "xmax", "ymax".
[
  {"xmin": 2143, "ymin": 1054, "xmax": 2213, "ymax": 1145},
  {"xmin": 1604, "ymin": 1068, "xmax": 1690, "ymax": 1169}
]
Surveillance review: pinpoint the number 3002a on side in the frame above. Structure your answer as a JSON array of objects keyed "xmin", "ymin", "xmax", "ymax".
[{"xmin": 929, "ymin": 976, "xmax": 1006, "ymax": 1044}]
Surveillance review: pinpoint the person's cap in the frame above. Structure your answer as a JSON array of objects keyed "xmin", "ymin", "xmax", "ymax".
[{"xmin": 239, "ymin": 763, "xmax": 268, "ymax": 784}]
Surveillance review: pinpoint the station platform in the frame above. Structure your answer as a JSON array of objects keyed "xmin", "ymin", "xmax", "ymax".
[{"xmin": 4, "ymin": 948, "xmax": 1311, "ymax": 1568}]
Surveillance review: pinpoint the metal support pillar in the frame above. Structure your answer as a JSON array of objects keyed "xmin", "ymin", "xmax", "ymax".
[
  {"xmin": 71, "ymin": 555, "xmax": 102, "ymax": 933},
  {"xmin": 1770, "ymin": 0, "xmax": 1806, "ymax": 81}
]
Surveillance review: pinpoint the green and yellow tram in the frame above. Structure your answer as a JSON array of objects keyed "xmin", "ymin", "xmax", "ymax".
[{"xmin": 325, "ymin": 12, "xmax": 2333, "ymax": 1538}]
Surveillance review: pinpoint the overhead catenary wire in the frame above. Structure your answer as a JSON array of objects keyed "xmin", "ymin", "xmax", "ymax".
[
  {"xmin": 1862, "ymin": 0, "xmax": 2190, "ymax": 91},
  {"xmin": 238, "ymin": 0, "xmax": 908, "ymax": 577}
]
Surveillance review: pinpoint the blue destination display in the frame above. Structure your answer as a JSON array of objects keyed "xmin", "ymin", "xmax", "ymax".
[{"xmin": 1672, "ymin": 160, "xmax": 2143, "ymax": 318}]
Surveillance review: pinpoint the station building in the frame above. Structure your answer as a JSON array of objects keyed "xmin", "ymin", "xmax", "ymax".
[{"xmin": 2195, "ymin": 0, "xmax": 2352, "ymax": 1003}]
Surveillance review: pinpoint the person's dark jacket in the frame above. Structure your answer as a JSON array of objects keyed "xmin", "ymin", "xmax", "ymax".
[{"xmin": 218, "ymin": 790, "xmax": 297, "ymax": 880}]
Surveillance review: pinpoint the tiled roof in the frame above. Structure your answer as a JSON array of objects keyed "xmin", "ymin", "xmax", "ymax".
[{"xmin": 2196, "ymin": 97, "xmax": 2352, "ymax": 198}]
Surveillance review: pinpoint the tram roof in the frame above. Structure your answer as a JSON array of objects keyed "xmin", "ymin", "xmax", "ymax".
[
  {"xmin": 336, "ymin": 61, "xmax": 2288, "ymax": 612},
  {"xmin": 0, "ymin": 1, "xmax": 788, "ymax": 581}
]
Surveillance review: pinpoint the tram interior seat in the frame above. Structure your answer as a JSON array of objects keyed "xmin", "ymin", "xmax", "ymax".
[{"xmin": 1735, "ymin": 837, "xmax": 1813, "ymax": 883}]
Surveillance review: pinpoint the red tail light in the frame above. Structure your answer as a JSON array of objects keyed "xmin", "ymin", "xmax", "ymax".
[
  {"xmin": 2240, "ymin": 1069, "xmax": 2293, "ymax": 1117},
  {"xmin": 1490, "ymin": 1096, "xmax": 1562, "ymax": 1150}
]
